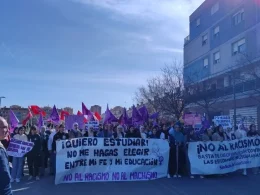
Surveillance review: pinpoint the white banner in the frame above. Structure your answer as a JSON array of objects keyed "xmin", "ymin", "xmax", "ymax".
[
  {"xmin": 7, "ymin": 138, "xmax": 34, "ymax": 157},
  {"xmin": 55, "ymin": 138, "xmax": 169, "ymax": 184},
  {"xmin": 213, "ymin": 116, "xmax": 232, "ymax": 129},
  {"xmin": 85, "ymin": 121, "xmax": 99, "ymax": 131},
  {"xmin": 188, "ymin": 137, "xmax": 260, "ymax": 175}
]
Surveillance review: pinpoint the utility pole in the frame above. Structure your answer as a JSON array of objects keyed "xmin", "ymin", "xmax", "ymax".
[
  {"xmin": 232, "ymin": 74, "xmax": 237, "ymax": 128},
  {"xmin": 0, "ymin": 96, "xmax": 6, "ymax": 109},
  {"xmin": 0, "ymin": 96, "xmax": 6, "ymax": 117}
]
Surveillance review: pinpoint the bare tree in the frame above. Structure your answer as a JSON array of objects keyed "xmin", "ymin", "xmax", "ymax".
[
  {"xmin": 184, "ymin": 71, "xmax": 230, "ymax": 118},
  {"xmin": 232, "ymin": 53, "xmax": 260, "ymax": 103},
  {"xmin": 135, "ymin": 61, "xmax": 185, "ymax": 120}
]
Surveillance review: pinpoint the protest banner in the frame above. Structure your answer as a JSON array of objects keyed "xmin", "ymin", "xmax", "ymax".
[
  {"xmin": 7, "ymin": 138, "xmax": 34, "ymax": 157},
  {"xmin": 184, "ymin": 113, "xmax": 201, "ymax": 127},
  {"xmin": 85, "ymin": 121, "xmax": 99, "ymax": 131},
  {"xmin": 55, "ymin": 138, "xmax": 169, "ymax": 184},
  {"xmin": 65, "ymin": 115, "xmax": 85, "ymax": 130},
  {"xmin": 188, "ymin": 137, "xmax": 260, "ymax": 175},
  {"xmin": 213, "ymin": 116, "xmax": 232, "ymax": 129}
]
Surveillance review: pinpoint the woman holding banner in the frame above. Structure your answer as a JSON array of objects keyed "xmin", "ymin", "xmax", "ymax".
[
  {"xmin": 212, "ymin": 125, "xmax": 226, "ymax": 142},
  {"xmin": 247, "ymin": 124, "xmax": 259, "ymax": 174},
  {"xmin": 68, "ymin": 122, "xmax": 82, "ymax": 139},
  {"xmin": 235, "ymin": 125, "xmax": 248, "ymax": 176},
  {"xmin": 112, "ymin": 125, "xmax": 125, "ymax": 138},
  {"xmin": 168, "ymin": 124, "xmax": 185, "ymax": 178},
  {"xmin": 125, "ymin": 126, "xmax": 141, "ymax": 138},
  {"xmin": 10, "ymin": 127, "xmax": 28, "ymax": 183}
]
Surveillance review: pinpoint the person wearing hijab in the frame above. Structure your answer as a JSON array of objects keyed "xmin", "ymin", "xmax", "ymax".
[
  {"xmin": 225, "ymin": 127, "xmax": 236, "ymax": 141},
  {"xmin": 27, "ymin": 126, "xmax": 41, "ymax": 181},
  {"xmin": 113, "ymin": 125, "xmax": 125, "ymax": 139},
  {"xmin": 139, "ymin": 126, "xmax": 147, "ymax": 139},
  {"xmin": 0, "ymin": 117, "xmax": 13, "ymax": 195},
  {"xmin": 84, "ymin": 126, "xmax": 96, "ymax": 137},
  {"xmin": 68, "ymin": 122, "xmax": 82, "ymax": 139},
  {"xmin": 168, "ymin": 124, "xmax": 185, "ymax": 178}
]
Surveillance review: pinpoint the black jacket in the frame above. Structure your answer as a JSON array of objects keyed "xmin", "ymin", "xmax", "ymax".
[
  {"xmin": 40, "ymin": 132, "xmax": 49, "ymax": 153},
  {"xmin": 125, "ymin": 132, "xmax": 141, "ymax": 138},
  {"xmin": 28, "ymin": 134, "xmax": 41, "ymax": 155},
  {"xmin": 52, "ymin": 132, "xmax": 69, "ymax": 152}
]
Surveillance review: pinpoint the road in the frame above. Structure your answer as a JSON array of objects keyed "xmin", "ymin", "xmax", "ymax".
[{"xmin": 12, "ymin": 172, "xmax": 260, "ymax": 195}]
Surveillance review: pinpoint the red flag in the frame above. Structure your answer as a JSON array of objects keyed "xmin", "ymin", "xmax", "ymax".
[
  {"xmin": 94, "ymin": 112, "xmax": 101, "ymax": 121},
  {"xmin": 22, "ymin": 108, "xmax": 33, "ymax": 125},
  {"xmin": 60, "ymin": 110, "xmax": 70, "ymax": 121},
  {"xmin": 30, "ymin": 105, "xmax": 46, "ymax": 117},
  {"xmin": 77, "ymin": 110, "xmax": 88, "ymax": 123}
]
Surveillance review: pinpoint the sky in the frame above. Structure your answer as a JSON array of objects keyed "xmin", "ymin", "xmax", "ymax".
[{"xmin": 0, "ymin": 0, "xmax": 204, "ymax": 114}]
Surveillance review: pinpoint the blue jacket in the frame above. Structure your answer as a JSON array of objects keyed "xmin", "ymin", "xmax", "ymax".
[{"xmin": 0, "ymin": 143, "xmax": 12, "ymax": 195}]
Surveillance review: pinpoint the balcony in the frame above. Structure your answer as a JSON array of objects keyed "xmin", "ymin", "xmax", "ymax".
[
  {"xmin": 185, "ymin": 78, "xmax": 260, "ymax": 104},
  {"xmin": 184, "ymin": 35, "xmax": 190, "ymax": 45}
]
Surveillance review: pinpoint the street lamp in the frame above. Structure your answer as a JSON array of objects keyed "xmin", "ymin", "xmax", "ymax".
[
  {"xmin": 0, "ymin": 96, "xmax": 6, "ymax": 117},
  {"xmin": 0, "ymin": 96, "xmax": 6, "ymax": 109}
]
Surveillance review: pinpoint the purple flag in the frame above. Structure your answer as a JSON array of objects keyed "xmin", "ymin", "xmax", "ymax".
[
  {"xmin": 82, "ymin": 102, "xmax": 95, "ymax": 121},
  {"xmin": 121, "ymin": 108, "xmax": 131, "ymax": 125},
  {"xmin": 38, "ymin": 114, "xmax": 44, "ymax": 129},
  {"xmin": 103, "ymin": 104, "xmax": 118, "ymax": 124},
  {"xmin": 150, "ymin": 112, "xmax": 159, "ymax": 119},
  {"xmin": 9, "ymin": 110, "xmax": 19, "ymax": 131},
  {"xmin": 138, "ymin": 106, "xmax": 149, "ymax": 122},
  {"xmin": 132, "ymin": 105, "xmax": 143, "ymax": 125},
  {"xmin": 49, "ymin": 105, "xmax": 60, "ymax": 123}
]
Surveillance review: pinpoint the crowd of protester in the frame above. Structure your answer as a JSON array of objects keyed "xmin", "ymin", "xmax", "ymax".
[{"xmin": 1, "ymin": 117, "xmax": 260, "ymax": 190}]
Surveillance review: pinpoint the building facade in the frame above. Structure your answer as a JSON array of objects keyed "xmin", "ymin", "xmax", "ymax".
[
  {"xmin": 0, "ymin": 105, "xmax": 73, "ymax": 125},
  {"xmin": 184, "ymin": 0, "xmax": 260, "ymax": 128},
  {"xmin": 90, "ymin": 105, "xmax": 102, "ymax": 115}
]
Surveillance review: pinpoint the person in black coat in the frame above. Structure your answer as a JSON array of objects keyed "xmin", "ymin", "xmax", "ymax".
[
  {"xmin": 125, "ymin": 126, "xmax": 141, "ymax": 138},
  {"xmin": 52, "ymin": 124, "xmax": 69, "ymax": 176},
  {"xmin": 39, "ymin": 126, "xmax": 50, "ymax": 176},
  {"xmin": 52, "ymin": 124, "xmax": 69, "ymax": 153},
  {"xmin": 27, "ymin": 125, "xmax": 41, "ymax": 181}
]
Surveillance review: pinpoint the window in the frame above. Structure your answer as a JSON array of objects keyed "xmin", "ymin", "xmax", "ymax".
[
  {"xmin": 214, "ymin": 26, "xmax": 220, "ymax": 37},
  {"xmin": 196, "ymin": 18, "xmax": 200, "ymax": 27},
  {"xmin": 211, "ymin": 2, "xmax": 219, "ymax": 15},
  {"xmin": 204, "ymin": 58, "xmax": 209, "ymax": 67},
  {"xmin": 232, "ymin": 38, "xmax": 246, "ymax": 55},
  {"xmin": 233, "ymin": 9, "xmax": 244, "ymax": 25},
  {"xmin": 202, "ymin": 34, "xmax": 208, "ymax": 46},
  {"xmin": 213, "ymin": 51, "xmax": 220, "ymax": 64}
]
